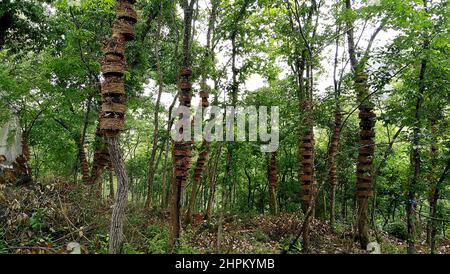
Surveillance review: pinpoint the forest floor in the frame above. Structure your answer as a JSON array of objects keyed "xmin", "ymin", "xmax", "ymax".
[{"xmin": 0, "ymin": 178, "xmax": 449, "ymax": 254}]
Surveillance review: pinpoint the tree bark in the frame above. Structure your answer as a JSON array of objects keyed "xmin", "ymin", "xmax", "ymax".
[
  {"xmin": 185, "ymin": 0, "xmax": 217, "ymax": 225},
  {"xmin": 345, "ymin": 0, "xmax": 378, "ymax": 249},
  {"xmin": 109, "ymin": 162, "xmax": 115, "ymax": 200},
  {"xmin": 329, "ymin": 28, "xmax": 342, "ymax": 229},
  {"xmin": 145, "ymin": 4, "xmax": 164, "ymax": 209},
  {"xmin": 168, "ymin": 0, "xmax": 196, "ymax": 253},
  {"xmin": 186, "ymin": 142, "xmax": 209, "ymax": 223},
  {"xmin": 267, "ymin": 152, "xmax": 279, "ymax": 215},
  {"xmin": 98, "ymin": 0, "xmax": 137, "ymax": 253},
  {"xmin": 78, "ymin": 140, "xmax": 90, "ymax": 183},
  {"xmin": 328, "ymin": 111, "xmax": 342, "ymax": 229},
  {"xmin": 428, "ymin": 158, "xmax": 450, "ymax": 253},
  {"xmin": 406, "ymin": 40, "xmax": 428, "ymax": 254},
  {"xmin": 107, "ymin": 136, "xmax": 129, "ymax": 254},
  {"xmin": 205, "ymin": 145, "xmax": 222, "ymax": 221}
]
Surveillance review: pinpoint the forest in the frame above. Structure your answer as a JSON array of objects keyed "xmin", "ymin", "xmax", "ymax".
[{"xmin": 0, "ymin": 0, "xmax": 449, "ymax": 255}]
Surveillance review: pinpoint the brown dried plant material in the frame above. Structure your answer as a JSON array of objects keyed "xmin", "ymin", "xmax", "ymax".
[
  {"xmin": 101, "ymin": 54, "xmax": 125, "ymax": 76},
  {"xmin": 102, "ymin": 37, "xmax": 125, "ymax": 57},
  {"xmin": 116, "ymin": 0, "xmax": 138, "ymax": 23},
  {"xmin": 91, "ymin": 147, "xmax": 110, "ymax": 184},
  {"xmin": 99, "ymin": 117, "xmax": 125, "ymax": 134},
  {"xmin": 101, "ymin": 101, "xmax": 126, "ymax": 114},
  {"xmin": 299, "ymin": 100, "xmax": 316, "ymax": 205},
  {"xmin": 355, "ymin": 106, "xmax": 376, "ymax": 198},
  {"xmin": 101, "ymin": 76, "xmax": 125, "ymax": 96},
  {"xmin": 112, "ymin": 19, "xmax": 136, "ymax": 41}
]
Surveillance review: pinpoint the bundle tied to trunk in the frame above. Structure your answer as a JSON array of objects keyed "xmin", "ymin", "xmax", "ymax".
[
  {"xmin": 299, "ymin": 100, "xmax": 316, "ymax": 205},
  {"xmin": 99, "ymin": 0, "xmax": 137, "ymax": 254},
  {"xmin": 328, "ymin": 112, "xmax": 343, "ymax": 186},
  {"xmin": 355, "ymin": 73, "xmax": 376, "ymax": 198},
  {"xmin": 173, "ymin": 67, "xmax": 194, "ymax": 187},
  {"xmin": 99, "ymin": 0, "xmax": 137, "ymax": 137}
]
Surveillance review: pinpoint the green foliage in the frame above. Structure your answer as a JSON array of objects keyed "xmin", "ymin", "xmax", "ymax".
[
  {"xmin": 381, "ymin": 242, "xmax": 406, "ymax": 254},
  {"xmin": 122, "ymin": 243, "xmax": 144, "ymax": 254},
  {"xmin": 0, "ymin": 229, "xmax": 7, "ymax": 254},
  {"xmin": 0, "ymin": 0, "xmax": 449, "ymax": 255},
  {"xmin": 144, "ymin": 224, "xmax": 199, "ymax": 254},
  {"xmin": 30, "ymin": 208, "xmax": 46, "ymax": 231},
  {"xmin": 145, "ymin": 224, "xmax": 170, "ymax": 254},
  {"xmin": 385, "ymin": 221, "xmax": 407, "ymax": 240},
  {"xmin": 253, "ymin": 228, "xmax": 270, "ymax": 242}
]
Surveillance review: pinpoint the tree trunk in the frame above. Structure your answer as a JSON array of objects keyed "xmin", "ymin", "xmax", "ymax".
[
  {"xmin": 345, "ymin": 0, "xmax": 377, "ymax": 249},
  {"xmin": 298, "ymin": 62, "xmax": 316, "ymax": 253},
  {"xmin": 145, "ymin": 5, "xmax": 164, "ymax": 209},
  {"xmin": 168, "ymin": 0, "xmax": 196, "ymax": 253},
  {"xmin": 428, "ymin": 158, "xmax": 450, "ymax": 253},
  {"xmin": 267, "ymin": 152, "xmax": 278, "ymax": 215},
  {"xmin": 216, "ymin": 187, "xmax": 227, "ymax": 253},
  {"xmin": 20, "ymin": 132, "xmax": 32, "ymax": 177},
  {"xmin": 205, "ymin": 145, "xmax": 221, "ymax": 221},
  {"xmin": 160, "ymin": 94, "xmax": 180, "ymax": 209},
  {"xmin": 78, "ymin": 140, "xmax": 90, "ymax": 183},
  {"xmin": 107, "ymin": 137, "xmax": 129, "ymax": 254},
  {"xmin": 329, "ymin": 111, "xmax": 342, "ymax": 229},
  {"xmin": 97, "ymin": 0, "xmax": 137, "ymax": 253},
  {"xmin": 185, "ymin": 0, "xmax": 216, "ymax": 223},
  {"xmin": 329, "ymin": 24, "xmax": 343, "ymax": 230},
  {"xmin": 406, "ymin": 43, "xmax": 428, "ymax": 254},
  {"xmin": 109, "ymin": 162, "xmax": 115, "ymax": 200},
  {"xmin": 161, "ymin": 139, "xmax": 170, "ymax": 208},
  {"xmin": 186, "ymin": 141, "xmax": 209, "ymax": 224}
]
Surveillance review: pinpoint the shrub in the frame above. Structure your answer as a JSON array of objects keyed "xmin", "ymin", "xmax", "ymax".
[
  {"xmin": 145, "ymin": 224, "xmax": 169, "ymax": 254},
  {"xmin": 385, "ymin": 221, "xmax": 407, "ymax": 240},
  {"xmin": 253, "ymin": 228, "xmax": 270, "ymax": 242}
]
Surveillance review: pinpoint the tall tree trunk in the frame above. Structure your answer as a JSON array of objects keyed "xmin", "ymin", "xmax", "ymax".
[
  {"xmin": 109, "ymin": 162, "xmax": 115, "ymax": 200},
  {"xmin": 216, "ymin": 188, "xmax": 227, "ymax": 253},
  {"xmin": 145, "ymin": 4, "xmax": 164, "ymax": 210},
  {"xmin": 79, "ymin": 95, "xmax": 93, "ymax": 183},
  {"xmin": 186, "ymin": 141, "xmax": 209, "ymax": 223},
  {"xmin": 97, "ymin": 0, "xmax": 137, "ymax": 253},
  {"xmin": 20, "ymin": 132, "xmax": 32, "ymax": 177},
  {"xmin": 185, "ymin": 0, "xmax": 217, "ymax": 225},
  {"xmin": 328, "ymin": 111, "xmax": 342, "ymax": 229},
  {"xmin": 407, "ymin": 53, "xmax": 428, "ymax": 254},
  {"xmin": 267, "ymin": 152, "xmax": 278, "ymax": 215},
  {"xmin": 168, "ymin": 0, "xmax": 196, "ymax": 253},
  {"xmin": 406, "ymin": 10, "xmax": 430, "ymax": 249},
  {"xmin": 329, "ymin": 28, "xmax": 342, "ymax": 230},
  {"xmin": 345, "ymin": 0, "xmax": 378, "ymax": 249},
  {"xmin": 426, "ymin": 118, "xmax": 437, "ymax": 249},
  {"xmin": 215, "ymin": 0, "xmax": 249, "ymax": 252},
  {"xmin": 299, "ymin": 83, "xmax": 316, "ymax": 253},
  {"xmin": 78, "ymin": 140, "xmax": 90, "ymax": 183},
  {"xmin": 107, "ymin": 137, "xmax": 129, "ymax": 253},
  {"xmin": 428, "ymin": 158, "xmax": 450, "ymax": 253},
  {"xmin": 205, "ymin": 144, "xmax": 222, "ymax": 221},
  {"xmin": 161, "ymin": 94, "xmax": 180, "ymax": 209}
]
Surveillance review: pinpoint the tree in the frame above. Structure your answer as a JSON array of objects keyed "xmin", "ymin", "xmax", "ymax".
[
  {"xmin": 185, "ymin": 0, "xmax": 219, "ymax": 225},
  {"xmin": 168, "ymin": 0, "xmax": 197, "ymax": 253},
  {"xmin": 97, "ymin": 0, "xmax": 138, "ymax": 254},
  {"xmin": 344, "ymin": 0, "xmax": 383, "ymax": 249}
]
